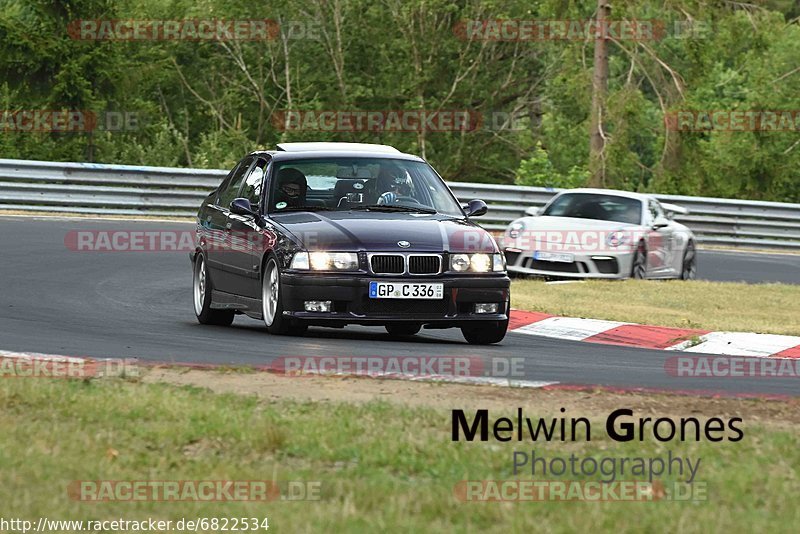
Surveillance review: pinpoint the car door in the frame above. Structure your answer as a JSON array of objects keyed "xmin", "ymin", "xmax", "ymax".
[
  {"xmin": 201, "ymin": 161, "xmax": 241, "ymax": 287},
  {"xmin": 208, "ymin": 156, "xmax": 254, "ymax": 294},
  {"xmin": 646, "ymin": 199, "xmax": 676, "ymax": 276},
  {"xmin": 227, "ymin": 157, "xmax": 274, "ymax": 299}
]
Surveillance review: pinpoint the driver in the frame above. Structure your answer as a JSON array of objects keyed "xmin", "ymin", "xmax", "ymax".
[
  {"xmin": 273, "ymin": 167, "xmax": 307, "ymax": 209},
  {"xmin": 376, "ymin": 165, "xmax": 411, "ymax": 205},
  {"xmin": 622, "ymin": 202, "xmax": 641, "ymax": 225}
]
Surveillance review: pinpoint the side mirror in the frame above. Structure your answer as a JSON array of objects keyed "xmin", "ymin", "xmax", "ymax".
[
  {"xmin": 465, "ymin": 199, "xmax": 488, "ymax": 217},
  {"xmin": 230, "ymin": 198, "xmax": 256, "ymax": 217},
  {"xmin": 524, "ymin": 206, "xmax": 540, "ymax": 217},
  {"xmin": 652, "ymin": 218, "xmax": 669, "ymax": 230}
]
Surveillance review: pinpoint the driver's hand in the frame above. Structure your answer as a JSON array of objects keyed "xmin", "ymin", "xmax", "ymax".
[{"xmin": 378, "ymin": 191, "xmax": 397, "ymax": 205}]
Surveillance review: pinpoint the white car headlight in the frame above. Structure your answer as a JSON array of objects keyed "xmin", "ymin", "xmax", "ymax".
[
  {"xmin": 470, "ymin": 253, "xmax": 491, "ymax": 272},
  {"xmin": 492, "ymin": 253, "xmax": 506, "ymax": 272},
  {"xmin": 290, "ymin": 251, "xmax": 310, "ymax": 269},
  {"xmin": 331, "ymin": 252, "xmax": 358, "ymax": 270},
  {"xmin": 450, "ymin": 253, "xmax": 505, "ymax": 273},
  {"xmin": 451, "ymin": 254, "xmax": 470, "ymax": 272},
  {"xmin": 309, "ymin": 252, "xmax": 330, "ymax": 270},
  {"xmin": 308, "ymin": 252, "xmax": 358, "ymax": 270}
]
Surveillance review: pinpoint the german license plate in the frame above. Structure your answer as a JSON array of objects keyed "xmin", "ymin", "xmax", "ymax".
[
  {"xmin": 533, "ymin": 251, "xmax": 574, "ymax": 263},
  {"xmin": 369, "ymin": 282, "xmax": 444, "ymax": 299}
]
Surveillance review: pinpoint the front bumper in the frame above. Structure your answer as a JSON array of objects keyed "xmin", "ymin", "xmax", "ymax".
[
  {"xmin": 504, "ymin": 248, "xmax": 634, "ymax": 279},
  {"xmin": 281, "ymin": 272, "xmax": 510, "ymax": 327}
]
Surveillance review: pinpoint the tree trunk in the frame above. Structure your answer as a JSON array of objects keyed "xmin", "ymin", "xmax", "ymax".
[{"xmin": 588, "ymin": 0, "xmax": 611, "ymax": 187}]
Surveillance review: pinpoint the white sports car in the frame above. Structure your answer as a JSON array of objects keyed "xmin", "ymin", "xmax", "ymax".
[{"xmin": 501, "ymin": 189, "xmax": 697, "ymax": 280}]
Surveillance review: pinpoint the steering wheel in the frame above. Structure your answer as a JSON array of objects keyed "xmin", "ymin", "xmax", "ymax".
[{"xmin": 392, "ymin": 196, "xmax": 422, "ymax": 205}]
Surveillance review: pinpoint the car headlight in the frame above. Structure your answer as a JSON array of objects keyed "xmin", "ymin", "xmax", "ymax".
[
  {"xmin": 292, "ymin": 252, "xmax": 358, "ymax": 270},
  {"xmin": 451, "ymin": 254, "xmax": 470, "ymax": 272},
  {"xmin": 290, "ymin": 251, "xmax": 310, "ymax": 269},
  {"xmin": 331, "ymin": 252, "xmax": 359, "ymax": 270},
  {"xmin": 492, "ymin": 253, "xmax": 506, "ymax": 272},
  {"xmin": 450, "ymin": 253, "xmax": 505, "ymax": 273},
  {"xmin": 606, "ymin": 231, "xmax": 630, "ymax": 248},
  {"xmin": 470, "ymin": 253, "xmax": 491, "ymax": 272}
]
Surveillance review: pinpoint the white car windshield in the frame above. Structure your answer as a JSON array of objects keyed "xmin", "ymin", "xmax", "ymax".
[{"xmin": 542, "ymin": 193, "xmax": 642, "ymax": 225}]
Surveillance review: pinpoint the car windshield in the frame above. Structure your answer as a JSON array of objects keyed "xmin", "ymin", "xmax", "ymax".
[
  {"xmin": 267, "ymin": 158, "xmax": 463, "ymax": 216},
  {"xmin": 542, "ymin": 193, "xmax": 642, "ymax": 225}
]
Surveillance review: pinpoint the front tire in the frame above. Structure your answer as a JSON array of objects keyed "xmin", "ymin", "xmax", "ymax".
[
  {"xmin": 461, "ymin": 302, "xmax": 509, "ymax": 345},
  {"xmin": 631, "ymin": 242, "xmax": 647, "ymax": 279},
  {"xmin": 193, "ymin": 253, "xmax": 234, "ymax": 326},
  {"xmin": 680, "ymin": 241, "xmax": 697, "ymax": 280},
  {"xmin": 261, "ymin": 255, "xmax": 307, "ymax": 336},
  {"xmin": 385, "ymin": 323, "xmax": 421, "ymax": 337}
]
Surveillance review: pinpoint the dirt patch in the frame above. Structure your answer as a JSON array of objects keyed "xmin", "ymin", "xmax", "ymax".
[{"xmin": 142, "ymin": 367, "xmax": 800, "ymax": 426}]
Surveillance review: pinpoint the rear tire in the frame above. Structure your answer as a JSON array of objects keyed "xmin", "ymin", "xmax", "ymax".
[
  {"xmin": 385, "ymin": 323, "xmax": 421, "ymax": 337},
  {"xmin": 461, "ymin": 302, "xmax": 509, "ymax": 345},
  {"xmin": 680, "ymin": 241, "xmax": 697, "ymax": 280},
  {"xmin": 193, "ymin": 253, "xmax": 235, "ymax": 326},
  {"xmin": 261, "ymin": 255, "xmax": 307, "ymax": 336}
]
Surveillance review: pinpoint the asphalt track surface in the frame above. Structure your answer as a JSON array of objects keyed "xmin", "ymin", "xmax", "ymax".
[{"xmin": 0, "ymin": 216, "xmax": 798, "ymax": 397}]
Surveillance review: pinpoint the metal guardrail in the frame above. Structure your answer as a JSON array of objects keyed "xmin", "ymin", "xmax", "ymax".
[{"xmin": 1, "ymin": 158, "xmax": 799, "ymax": 250}]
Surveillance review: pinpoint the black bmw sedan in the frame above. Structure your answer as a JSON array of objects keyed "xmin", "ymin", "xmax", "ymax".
[{"xmin": 190, "ymin": 142, "xmax": 510, "ymax": 344}]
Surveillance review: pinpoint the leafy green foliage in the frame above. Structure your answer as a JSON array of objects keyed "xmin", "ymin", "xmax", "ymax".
[{"xmin": 0, "ymin": 0, "xmax": 798, "ymax": 202}]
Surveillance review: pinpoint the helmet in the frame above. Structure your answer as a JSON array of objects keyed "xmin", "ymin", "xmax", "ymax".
[{"xmin": 377, "ymin": 165, "xmax": 411, "ymax": 196}]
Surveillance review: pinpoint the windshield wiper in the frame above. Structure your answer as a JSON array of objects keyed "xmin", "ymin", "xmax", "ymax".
[{"xmin": 351, "ymin": 204, "xmax": 437, "ymax": 214}]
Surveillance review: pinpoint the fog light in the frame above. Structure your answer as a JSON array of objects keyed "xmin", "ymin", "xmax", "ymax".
[
  {"xmin": 304, "ymin": 300, "xmax": 331, "ymax": 312},
  {"xmin": 474, "ymin": 303, "xmax": 499, "ymax": 314}
]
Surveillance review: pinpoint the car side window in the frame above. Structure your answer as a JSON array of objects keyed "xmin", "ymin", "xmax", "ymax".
[
  {"xmin": 240, "ymin": 158, "xmax": 268, "ymax": 208},
  {"xmin": 217, "ymin": 157, "xmax": 253, "ymax": 209},
  {"xmin": 214, "ymin": 162, "xmax": 240, "ymax": 205},
  {"xmin": 649, "ymin": 200, "xmax": 664, "ymax": 223}
]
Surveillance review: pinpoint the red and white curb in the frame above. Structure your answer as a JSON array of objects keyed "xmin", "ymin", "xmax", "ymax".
[{"xmin": 509, "ymin": 310, "xmax": 800, "ymax": 358}]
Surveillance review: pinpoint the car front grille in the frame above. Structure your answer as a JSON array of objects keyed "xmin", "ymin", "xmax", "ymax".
[
  {"xmin": 370, "ymin": 255, "xmax": 404, "ymax": 274},
  {"xmin": 408, "ymin": 255, "xmax": 441, "ymax": 275},
  {"xmin": 523, "ymin": 259, "xmax": 581, "ymax": 273},
  {"xmin": 592, "ymin": 257, "xmax": 619, "ymax": 274}
]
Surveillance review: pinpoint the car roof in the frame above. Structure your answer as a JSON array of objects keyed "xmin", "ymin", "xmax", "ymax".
[
  {"xmin": 247, "ymin": 142, "xmax": 424, "ymax": 162},
  {"xmin": 555, "ymin": 188, "xmax": 653, "ymax": 202},
  {"xmin": 277, "ymin": 142, "xmax": 400, "ymax": 153}
]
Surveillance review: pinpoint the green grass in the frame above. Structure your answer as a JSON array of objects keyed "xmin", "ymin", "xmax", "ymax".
[
  {"xmin": 512, "ymin": 279, "xmax": 800, "ymax": 336},
  {"xmin": 1, "ymin": 378, "xmax": 799, "ymax": 532}
]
